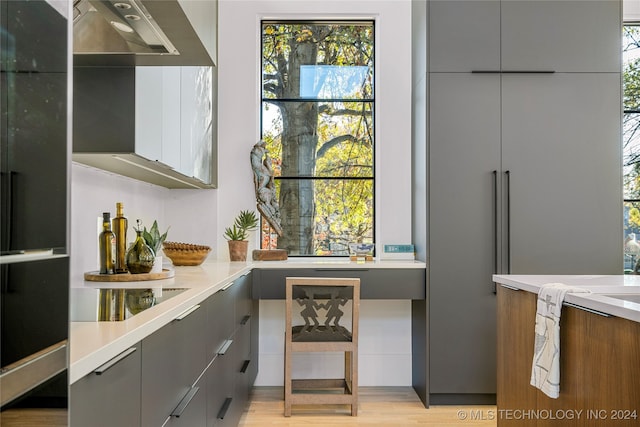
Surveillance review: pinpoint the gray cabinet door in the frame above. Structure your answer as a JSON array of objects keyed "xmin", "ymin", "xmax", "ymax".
[
  {"xmin": 70, "ymin": 345, "xmax": 141, "ymax": 427},
  {"xmin": 428, "ymin": 0, "xmax": 500, "ymax": 72},
  {"xmin": 141, "ymin": 304, "xmax": 207, "ymax": 427},
  {"xmin": 501, "ymin": 0, "xmax": 620, "ymax": 72},
  {"xmin": 428, "ymin": 73, "xmax": 501, "ymax": 395},
  {"xmin": 501, "ymin": 73, "xmax": 622, "ymax": 274}
]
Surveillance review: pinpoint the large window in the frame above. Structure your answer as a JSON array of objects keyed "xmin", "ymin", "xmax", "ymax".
[
  {"xmin": 624, "ymin": 25, "xmax": 640, "ymax": 271},
  {"xmin": 260, "ymin": 21, "xmax": 375, "ymax": 256}
]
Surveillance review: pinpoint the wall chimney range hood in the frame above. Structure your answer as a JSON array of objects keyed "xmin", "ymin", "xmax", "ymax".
[{"xmin": 73, "ymin": 0, "xmax": 214, "ymax": 66}]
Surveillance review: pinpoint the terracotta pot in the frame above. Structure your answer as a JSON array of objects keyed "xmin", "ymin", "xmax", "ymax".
[{"xmin": 228, "ymin": 240, "xmax": 249, "ymax": 261}]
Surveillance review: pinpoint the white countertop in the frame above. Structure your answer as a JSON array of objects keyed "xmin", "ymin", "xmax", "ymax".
[
  {"xmin": 493, "ymin": 274, "xmax": 640, "ymax": 324},
  {"xmin": 70, "ymin": 258, "xmax": 426, "ymax": 384}
]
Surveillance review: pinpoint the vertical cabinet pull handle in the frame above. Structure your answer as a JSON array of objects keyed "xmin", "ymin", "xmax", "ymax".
[
  {"xmin": 217, "ymin": 397, "xmax": 233, "ymax": 419},
  {"xmin": 241, "ymin": 315, "xmax": 251, "ymax": 325},
  {"xmin": 505, "ymin": 170, "xmax": 511, "ymax": 274},
  {"xmin": 94, "ymin": 347, "xmax": 137, "ymax": 375},
  {"xmin": 492, "ymin": 170, "xmax": 498, "ymax": 292},
  {"xmin": 240, "ymin": 359, "xmax": 251, "ymax": 373},
  {"xmin": 171, "ymin": 386, "xmax": 200, "ymax": 417}
]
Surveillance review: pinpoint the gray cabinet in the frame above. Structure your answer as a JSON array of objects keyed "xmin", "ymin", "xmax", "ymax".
[
  {"xmin": 70, "ymin": 273, "xmax": 258, "ymax": 427},
  {"xmin": 205, "ymin": 271, "xmax": 256, "ymax": 427},
  {"xmin": 500, "ymin": 0, "xmax": 620, "ymax": 72},
  {"xmin": 501, "ymin": 73, "xmax": 622, "ymax": 274},
  {"xmin": 253, "ymin": 268, "xmax": 425, "ymax": 300},
  {"xmin": 70, "ymin": 345, "xmax": 141, "ymax": 427},
  {"xmin": 428, "ymin": 73, "xmax": 500, "ymax": 398},
  {"xmin": 427, "ymin": 0, "xmax": 622, "ymax": 403},
  {"xmin": 429, "ymin": 0, "xmax": 620, "ymax": 72},
  {"xmin": 141, "ymin": 303, "xmax": 207, "ymax": 427},
  {"xmin": 428, "ymin": 0, "xmax": 500, "ymax": 72}
]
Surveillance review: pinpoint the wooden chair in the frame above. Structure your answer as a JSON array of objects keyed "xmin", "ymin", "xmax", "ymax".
[{"xmin": 284, "ymin": 277, "xmax": 360, "ymax": 417}]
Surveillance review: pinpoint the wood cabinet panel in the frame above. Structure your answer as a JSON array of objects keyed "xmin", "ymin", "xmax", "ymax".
[
  {"xmin": 573, "ymin": 307, "xmax": 640, "ymax": 427},
  {"xmin": 496, "ymin": 286, "xmax": 537, "ymax": 427},
  {"xmin": 497, "ymin": 287, "xmax": 640, "ymax": 427}
]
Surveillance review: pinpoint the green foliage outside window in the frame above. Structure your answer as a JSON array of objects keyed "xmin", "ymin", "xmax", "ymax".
[{"xmin": 261, "ymin": 21, "xmax": 375, "ymax": 256}]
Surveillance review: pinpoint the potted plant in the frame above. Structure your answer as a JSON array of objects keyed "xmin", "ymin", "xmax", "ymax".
[
  {"xmin": 143, "ymin": 220, "xmax": 169, "ymax": 272},
  {"xmin": 224, "ymin": 210, "xmax": 259, "ymax": 261}
]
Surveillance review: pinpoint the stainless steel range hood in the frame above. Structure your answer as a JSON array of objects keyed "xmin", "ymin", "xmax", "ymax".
[{"xmin": 73, "ymin": 0, "xmax": 214, "ymax": 66}]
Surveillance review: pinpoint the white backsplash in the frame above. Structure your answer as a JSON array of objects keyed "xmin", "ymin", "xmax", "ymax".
[{"xmin": 70, "ymin": 162, "xmax": 218, "ymax": 285}]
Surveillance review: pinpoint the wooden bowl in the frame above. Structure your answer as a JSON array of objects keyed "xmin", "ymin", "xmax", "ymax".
[{"xmin": 162, "ymin": 242, "xmax": 211, "ymax": 266}]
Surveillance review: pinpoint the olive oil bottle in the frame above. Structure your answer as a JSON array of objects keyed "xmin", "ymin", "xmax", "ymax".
[
  {"xmin": 99, "ymin": 212, "xmax": 115, "ymax": 274},
  {"xmin": 112, "ymin": 202, "xmax": 128, "ymax": 273}
]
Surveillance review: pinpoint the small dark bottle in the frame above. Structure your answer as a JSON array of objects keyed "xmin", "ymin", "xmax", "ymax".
[{"xmin": 99, "ymin": 212, "xmax": 116, "ymax": 274}]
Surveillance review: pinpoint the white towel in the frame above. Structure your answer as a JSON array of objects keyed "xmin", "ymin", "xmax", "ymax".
[{"xmin": 530, "ymin": 282, "xmax": 591, "ymax": 398}]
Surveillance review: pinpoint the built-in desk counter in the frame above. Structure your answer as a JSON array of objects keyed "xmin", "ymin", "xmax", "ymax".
[{"xmin": 70, "ymin": 259, "xmax": 428, "ymax": 408}]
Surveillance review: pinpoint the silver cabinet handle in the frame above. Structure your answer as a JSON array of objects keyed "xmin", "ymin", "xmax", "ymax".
[
  {"xmin": 217, "ymin": 339, "xmax": 233, "ymax": 355},
  {"xmin": 499, "ymin": 284, "xmax": 521, "ymax": 291},
  {"xmin": 221, "ymin": 281, "xmax": 234, "ymax": 291},
  {"xmin": 563, "ymin": 302, "xmax": 612, "ymax": 318},
  {"xmin": 174, "ymin": 304, "xmax": 200, "ymax": 321},
  {"xmin": 170, "ymin": 386, "xmax": 200, "ymax": 418},
  {"xmin": 94, "ymin": 347, "xmax": 137, "ymax": 375}
]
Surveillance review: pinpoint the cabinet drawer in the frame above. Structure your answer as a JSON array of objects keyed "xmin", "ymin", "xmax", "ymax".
[
  {"xmin": 233, "ymin": 272, "xmax": 253, "ymax": 329},
  {"xmin": 70, "ymin": 345, "xmax": 141, "ymax": 427},
  {"xmin": 206, "ymin": 288, "xmax": 234, "ymax": 362},
  {"xmin": 206, "ymin": 340, "xmax": 238, "ymax": 427},
  {"xmin": 254, "ymin": 268, "xmax": 425, "ymax": 299},
  {"xmin": 141, "ymin": 303, "xmax": 207, "ymax": 427}
]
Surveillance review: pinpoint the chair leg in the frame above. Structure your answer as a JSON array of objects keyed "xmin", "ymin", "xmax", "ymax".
[
  {"xmin": 284, "ymin": 344, "xmax": 292, "ymax": 417},
  {"xmin": 346, "ymin": 350, "xmax": 358, "ymax": 416}
]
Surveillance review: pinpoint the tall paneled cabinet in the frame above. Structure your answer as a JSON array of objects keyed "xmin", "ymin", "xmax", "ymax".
[{"xmin": 427, "ymin": 0, "xmax": 622, "ymax": 403}]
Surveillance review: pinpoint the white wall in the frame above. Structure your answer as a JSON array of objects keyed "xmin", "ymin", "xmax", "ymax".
[
  {"xmin": 70, "ymin": 0, "xmax": 415, "ymax": 386},
  {"xmin": 216, "ymin": 0, "xmax": 413, "ymax": 259}
]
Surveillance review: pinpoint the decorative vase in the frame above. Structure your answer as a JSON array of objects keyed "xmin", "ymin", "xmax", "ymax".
[
  {"xmin": 150, "ymin": 255, "xmax": 163, "ymax": 274},
  {"xmin": 228, "ymin": 240, "xmax": 249, "ymax": 261},
  {"xmin": 126, "ymin": 230, "xmax": 155, "ymax": 274}
]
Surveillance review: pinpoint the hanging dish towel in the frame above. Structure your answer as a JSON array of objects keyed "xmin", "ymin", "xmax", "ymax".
[{"xmin": 530, "ymin": 282, "xmax": 591, "ymax": 398}]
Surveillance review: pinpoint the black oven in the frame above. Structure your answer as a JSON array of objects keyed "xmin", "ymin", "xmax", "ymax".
[{"xmin": 1, "ymin": 0, "xmax": 70, "ymax": 415}]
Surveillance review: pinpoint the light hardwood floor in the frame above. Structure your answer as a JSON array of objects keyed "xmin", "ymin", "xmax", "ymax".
[
  {"xmin": 0, "ymin": 408, "xmax": 67, "ymax": 427},
  {"xmin": 240, "ymin": 387, "xmax": 497, "ymax": 426}
]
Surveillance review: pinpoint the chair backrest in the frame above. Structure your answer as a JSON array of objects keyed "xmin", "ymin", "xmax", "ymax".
[{"xmin": 285, "ymin": 277, "xmax": 360, "ymax": 343}]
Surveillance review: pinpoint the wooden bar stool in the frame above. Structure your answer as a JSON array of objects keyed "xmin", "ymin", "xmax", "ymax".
[{"xmin": 284, "ymin": 277, "xmax": 360, "ymax": 417}]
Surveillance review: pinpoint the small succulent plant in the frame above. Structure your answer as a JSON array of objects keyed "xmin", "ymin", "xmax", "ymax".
[
  {"xmin": 224, "ymin": 210, "xmax": 259, "ymax": 241},
  {"xmin": 142, "ymin": 220, "xmax": 169, "ymax": 255}
]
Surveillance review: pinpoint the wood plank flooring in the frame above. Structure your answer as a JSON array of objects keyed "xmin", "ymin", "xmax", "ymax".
[
  {"xmin": 0, "ymin": 408, "xmax": 67, "ymax": 427},
  {"xmin": 240, "ymin": 387, "xmax": 497, "ymax": 426}
]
